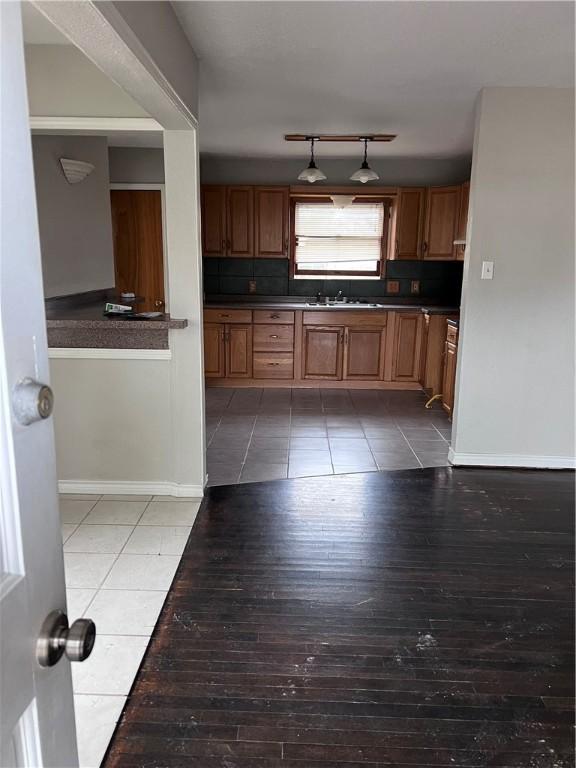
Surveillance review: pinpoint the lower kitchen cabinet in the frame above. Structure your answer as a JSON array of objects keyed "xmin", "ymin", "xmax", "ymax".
[
  {"xmin": 302, "ymin": 326, "xmax": 343, "ymax": 380},
  {"xmin": 442, "ymin": 322, "xmax": 459, "ymax": 416},
  {"xmin": 204, "ymin": 323, "xmax": 225, "ymax": 378},
  {"xmin": 343, "ymin": 327, "xmax": 386, "ymax": 380},
  {"xmin": 226, "ymin": 325, "xmax": 253, "ymax": 378},
  {"xmin": 391, "ymin": 313, "xmax": 424, "ymax": 381},
  {"xmin": 203, "ymin": 321, "xmax": 252, "ymax": 378},
  {"xmin": 203, "ymin": 307, "xmax": 453, "ymax": 390},
  {"xmin": 419, "ymin": 312, "xmax": 458, "ymax": 395}
]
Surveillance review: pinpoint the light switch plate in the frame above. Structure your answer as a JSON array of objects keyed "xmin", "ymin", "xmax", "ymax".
[{"xmin": 481, "ymin": 261, "xmax": 494, "ymax": 280}]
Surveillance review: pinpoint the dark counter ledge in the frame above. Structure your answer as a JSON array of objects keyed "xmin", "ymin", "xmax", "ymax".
[{"xmin": 45, "ymin": 292, "xmax": 187, "ymax": 349}]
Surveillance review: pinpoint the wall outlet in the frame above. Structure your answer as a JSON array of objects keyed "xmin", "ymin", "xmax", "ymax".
[
  {"xmin": 248, "ymin": 280, "xmax": 257, "ymax": 293},
  {"xmin": 481, "ymin": 261, "xmax": 494, "ymax": 280},
  {"xmin": 386, "ymin": 280, "xmax": 400, "ymax": 294},
  {"xmin": 410, "ymin": 280, "xmax": 420, "ymax": 295}
]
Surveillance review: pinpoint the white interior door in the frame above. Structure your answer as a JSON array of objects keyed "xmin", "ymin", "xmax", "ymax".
[{"xmin": 1, "ymin": 4, "xmax": 80, "ymax": 766}]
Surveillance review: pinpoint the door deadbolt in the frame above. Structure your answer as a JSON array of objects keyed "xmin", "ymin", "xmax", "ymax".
[
  {"xmin": 37, "ymin": 610, "xmax": 96, "ymax": 667},
  {"xmin": 13, "ymin": 378, "xmax": 54, "ymax": 425}
]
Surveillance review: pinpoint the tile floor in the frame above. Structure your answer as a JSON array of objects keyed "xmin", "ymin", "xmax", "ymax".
[
  {"xmin": 206, "ymin": 387, "xmax": 452, "ymax": 486},
  {"xmin": 60, "ymin": 493, "xmax": 201, "ymax": 767}
]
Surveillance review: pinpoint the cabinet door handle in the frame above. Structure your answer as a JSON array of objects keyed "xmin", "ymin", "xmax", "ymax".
[
  {"xmin": 227, "ymin": 239, "xmax": 231, "ymax": 251},
  {"xmin": 220, "ymin": 313, "xmax": 230, "ymax": 318},
  {"xmin": 268, "ymin": 362, "xmax": 280, "ymax": 366},
  {"xmin": 395, "ymin": 239, "xmax": 399, "ymax": 257},
  {"xmin": 270, "ymin": 313, "xmax": 280, "ymax": 319},
  {"xmin": 422, "ymin": 241, "xmax": 428, "ymax": 254},
  {"xmin": 284, "ymin": 238, "xmax": 289, "ymax": 252},
  {"xmin": 270, "ymin": 334, "xmax": 279, "ymax": 339},
  {"xmin": 221, "ymin": 239, "xmax": 226, "ymax": 252}
]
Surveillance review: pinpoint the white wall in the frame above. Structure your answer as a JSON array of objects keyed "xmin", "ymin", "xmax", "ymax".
[
  {"xmin": 451, "ymin": 87, "xmax": 575, "ymax": 468},
  {"xmin": 25, "ymin": 44, "xmax": 148, "ymax": 118},
  {"xmin": 108, "ymin": 147, "xmax": 165, "ymax": 183},
  {"xmin": 50, "ymin": 352, "xmax": 204, "ymax": 496},
  {"xmin": 32, "ymin": 134, "xmax": 115, "ymax": 297}
]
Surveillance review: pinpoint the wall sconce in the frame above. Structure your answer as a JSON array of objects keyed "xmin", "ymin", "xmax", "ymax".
[{"xmin": 60, "ymin": 158, "xmax": 95, "ymax": 184}]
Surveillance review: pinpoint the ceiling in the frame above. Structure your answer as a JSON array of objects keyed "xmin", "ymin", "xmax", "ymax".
[
  {"xmin": 21, "ymin": 2, "xmax": 71, "ymax": 45},
  {"xmin": 173, "ymin": 1, "xmax": 574, "ymax": 159}
]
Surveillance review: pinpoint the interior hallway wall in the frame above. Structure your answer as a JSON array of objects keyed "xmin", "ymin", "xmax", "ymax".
[
  {"xmin": 32, "ymin": 134, "xmax": 115, "ymax": 298},
  {"xmin": 108, "ymin": 146, "xmax": 165, "ymax": 183},
  {"xmin": 452, "ymin": 87, "xmax": 575, "ymax": 467}
]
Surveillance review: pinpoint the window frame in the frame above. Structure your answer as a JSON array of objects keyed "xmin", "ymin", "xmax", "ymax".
[{"xmin": 290, "ymin": 196, "xmax": 391, "ymax": 279}]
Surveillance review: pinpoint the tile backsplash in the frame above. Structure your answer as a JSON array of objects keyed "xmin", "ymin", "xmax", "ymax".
[{"xmin": 204, "ymin": 258, "xmax": 463, "ymax": 304}]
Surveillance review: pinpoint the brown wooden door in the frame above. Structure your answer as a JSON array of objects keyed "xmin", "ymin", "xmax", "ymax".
[
  {"xmin": 395, "ymin": 187, "xmax": 425, "ymax": 259},
  {"xmin": 201, "ymin": 185, "xmax": 226, "ymax": 257},
  {"xmin": 391, "ymin": 313, "xmax": 424, "ymax": 381},
  {"xmin": 254, "ymin": 187, "xmax": 289, "ymax": 258},
  {"xmin": 343, "ymin": 327, "xmax": 385, "ymax": 380},
  {"xmin": 110, "ymin": 189, "xmax": 164, "ymax": 312},
  {"xmin": 226, "ymin": 324, "xmax": 253, "ymax": 377},
  {"xmin": 423, "ymin": 186, "xmax": 460, "ymax": 260},
  {"xmin": 226, "ymin": 186, "xmax": 254, "ymax": 257},
  {"xmin": 442, "ymin": 341, "xmax": 458, "ymax": 416},
  {"xmin": 204, "ymin": 323, "xmax": 225, "ymax": 378},
  {"xmin": 302, "ymin": 326, "xmax": 343, "ymax": 380},
  {"xmin": 455, "ymin": 181, "xmax": 470, "ymax": 261}
]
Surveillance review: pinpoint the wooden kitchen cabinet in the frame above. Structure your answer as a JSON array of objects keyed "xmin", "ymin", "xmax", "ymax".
[
  {"xmin": 442, "ymin": 323, "xmax": 459, "ymax": 416},
  {"xmin": 201, "ymin": 185, "xmax": 289, "ymax": 259},
  {"xmin": 226, "ymin": 186, "xmax": 254, "ymax": 257},
  {"xmin": 455, "ymin": 181, "xmax": 470, "ymax": 261},
  {"xmin": 255, "ymin": 187, "xmax": 289, "ymax": 258},
  {"xmin": 394, "ymin": 187, "xmax": 425, "ymax": 259},
  {"xmin": 391, "ymin": 313, "xmax": 424, "ymax": 381},
  {"xmin": 343, "ymin": 327, "xmax": 385, "ymax": 380},
  {"xmin": 203, "ymin": 323, "xmax": 226, "ymax": 378},
  {"xmin": 420, "ymin": 312, "xmax": 459, "ymax": 395},
  {"xmin": 226, "ymin": 324, "xmax": 253, "ymax": 377},
  {"xmin": 423, "ymin": 186, "xmax": 461, "ymax": 260},
  {"xmin": 302, "ymin": 326, "xmax": 343, "ymax": 380},
  {"xmin": 203, "ymin": 312, "xmax": 253, "ymax": 378},
  {"xmin": 201, "ymin": 186, "xmax": 227, "ymax": 257}
]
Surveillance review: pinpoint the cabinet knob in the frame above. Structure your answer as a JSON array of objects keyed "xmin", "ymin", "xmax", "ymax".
[
  {"xmin": 270, "ymin": 334, "xmax": 279, "ymax": 339},
  {"xmin": 270, "ymin": 313, "xmax": 280, "ymax": 319}
]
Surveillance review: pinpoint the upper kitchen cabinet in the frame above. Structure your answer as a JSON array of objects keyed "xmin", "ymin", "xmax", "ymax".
[
  {"xmin": 455, "ymin": 181, "xmax": 470, "ymax": 261},
  {"xmin": 422, "ymin": 185, "xmax": 461, "ymax": 260},
  {"xmin": 255, "ymin": 187, "xmax": 290, "ymax": 258},
  {"xmin": 201, "ymin": 185, "xmax": 290, "ymax": 258},
  {"xmin": 394, "ymin": 187, "xmax": 425, "ymax": 259},
  {"xmin": 201, "ymin": 185, "xmax": 227, "ymax": 257},
  {"xmin": 227, "ymin": 186, "xmax": 254, "ymax": 257}
]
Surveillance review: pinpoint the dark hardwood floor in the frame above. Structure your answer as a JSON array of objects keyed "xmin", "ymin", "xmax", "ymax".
[{"xmin": 105, "ymin": 467, "xmax": 575, "ymax": 767}]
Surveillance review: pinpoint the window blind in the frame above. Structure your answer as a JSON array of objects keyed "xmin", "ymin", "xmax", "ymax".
[{"xmin": 294, "ymin": 202, "xmax": 384, "ymax": 272}]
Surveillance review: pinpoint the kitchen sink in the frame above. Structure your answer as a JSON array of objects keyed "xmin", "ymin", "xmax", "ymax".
[{"xmin": 306, "ymin": 302, "xmax": 384, "ymax": 308}]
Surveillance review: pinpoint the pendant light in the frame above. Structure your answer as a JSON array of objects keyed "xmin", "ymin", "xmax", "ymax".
[
  {"xmin": 297, "ymin": 137, "xmax": 327, "ymax": 183},
  {"xmin": 350, "ymin": 137, "xmax": 379, "ymax": 183}
]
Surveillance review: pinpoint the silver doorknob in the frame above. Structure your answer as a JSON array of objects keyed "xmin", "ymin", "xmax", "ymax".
[
  {"xmin": 13, "ymin": 378, "xmax": 54, "ymax": 425},
  {"xmin": 37, "ymin": 610, "xmax": 96, "ymax": 667}
]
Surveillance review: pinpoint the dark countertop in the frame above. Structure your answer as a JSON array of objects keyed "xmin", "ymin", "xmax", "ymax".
[
  {"xmin": 204, "ymin": 299, "xmax": 459, "ymax": 315},
  {"xmin": 46, "ymin": 304, "xmax": 187, "ymax": 330},
  {"xmin": 447, "ymin": 318, "xmax": 460, "ymax": 328}
]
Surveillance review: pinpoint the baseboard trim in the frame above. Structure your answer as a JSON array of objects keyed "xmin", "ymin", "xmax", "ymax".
[
  {"xmin": 449, "ymin": 448, "xmax": 576, "ymax": 470},
  {"xmin": 58, "ymin": 480, "xmax": 205, "ymax": 497}
]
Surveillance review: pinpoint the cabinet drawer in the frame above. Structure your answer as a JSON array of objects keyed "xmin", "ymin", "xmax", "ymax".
[
  {"xmin": 446, "ymin": 324, "xmax": 459, "ymax": 344},
  {"xmin": 253, "ymin": 324, "xmax": 294, "ymax": 352},
  {"xmin": 253, "ymin": 309, "xmax": 294, "ymax": 324},
  {"xmin": 204, "ymin": 308, "xmax": 252, "ymax": 324},
  {"xmin": 253, "ymin": 353, "xmax": 294, "ymax": 379},
  {"xmin": 303, "ymin": 310, "xmax": 387, "ymax": 326}
]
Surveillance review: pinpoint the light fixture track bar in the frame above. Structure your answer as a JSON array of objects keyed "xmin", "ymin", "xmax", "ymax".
[{"xmin": 285, "ymin": 134, "xmax": 396, "ymax": 143}]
